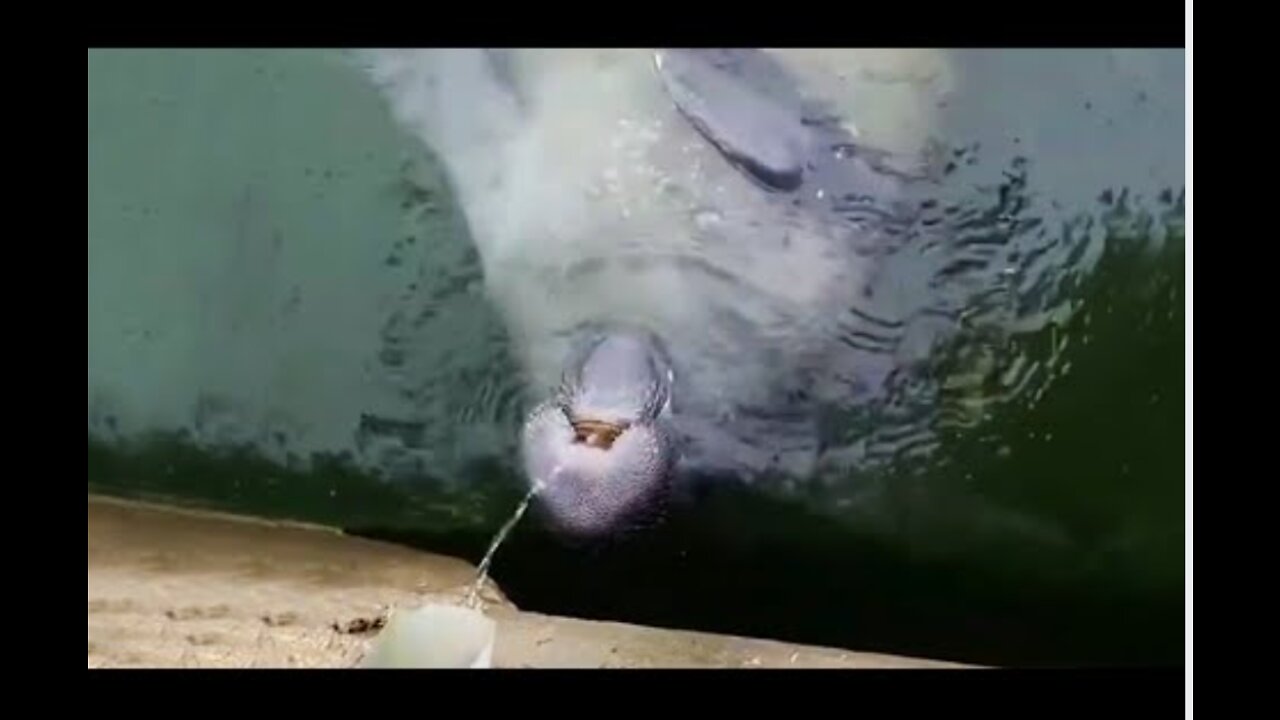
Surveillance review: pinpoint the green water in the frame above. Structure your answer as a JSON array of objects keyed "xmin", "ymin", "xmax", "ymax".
[{"xmin": 87, "ymin": 49, "xmax": 1184, "ymax": 666}]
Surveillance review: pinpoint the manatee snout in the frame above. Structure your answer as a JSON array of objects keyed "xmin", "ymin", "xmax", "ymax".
[{"xmin": 520, "ymin": 330, "xmax": 678, "ymax": 537}]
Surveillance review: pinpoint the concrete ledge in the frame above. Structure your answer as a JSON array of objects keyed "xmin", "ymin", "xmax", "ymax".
[{"xmin": 87, "ymin": 495, "xmax": 967, "ymax": 668}]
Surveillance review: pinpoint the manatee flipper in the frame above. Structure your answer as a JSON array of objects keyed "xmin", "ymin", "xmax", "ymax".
[
  {"xmin": 654, "ymin": 49, "xmax": 943, "ymax": 190},
  {"xmin": 654, "ymin": 49, "xmax": 814, "ymax": 192}
]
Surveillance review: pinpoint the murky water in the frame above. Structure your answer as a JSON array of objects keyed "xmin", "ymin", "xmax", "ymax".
[{"xmin": 87, "ymin": 48, "xmax": 1184, "ymax": 665}]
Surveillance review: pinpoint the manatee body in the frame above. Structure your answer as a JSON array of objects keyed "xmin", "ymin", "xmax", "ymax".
[{"xmin": 360, "ymin": 49, "xmax": 951, "ymax": 536}]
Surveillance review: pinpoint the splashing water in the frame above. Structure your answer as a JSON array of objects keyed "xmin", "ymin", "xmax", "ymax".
[{"xmin": 464, "ymin": 479, "xmax": 544, "ymax": 608}]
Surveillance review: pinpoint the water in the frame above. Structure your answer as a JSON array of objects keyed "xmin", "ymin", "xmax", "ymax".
[
  {"xmin": 87, "ymin": 49, "xmax": 1184, "ymax": 665},
  {"xmin": 464, "ymin": 481, "xmax": 542, "ymax": 608}
]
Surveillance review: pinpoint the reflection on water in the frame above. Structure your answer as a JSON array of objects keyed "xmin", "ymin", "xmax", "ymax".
[{"xmin": 87, "ymin": 48, "xmax": 1184, "ymax": 665}]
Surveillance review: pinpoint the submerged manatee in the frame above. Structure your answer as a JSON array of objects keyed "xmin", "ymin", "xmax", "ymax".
[{"xmin": 361, "ymin": 49, "xmax": 950, "ymax": 537}]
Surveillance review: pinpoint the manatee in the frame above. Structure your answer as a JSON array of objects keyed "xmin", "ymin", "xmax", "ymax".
[{"xmin": 360, "ymin": 48, "xmax": 950, "ymax": 536}]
